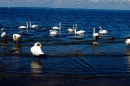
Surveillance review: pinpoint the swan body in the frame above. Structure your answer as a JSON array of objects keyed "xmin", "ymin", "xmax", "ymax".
[
  {"xmin": 99, "ymin": 27, "xmax": 108, "ymax": 35},
  {"xmin": 31, "ymin": 42, "xmax": 44, "ymax": 56},
  {"xmin": 125, "ymin": 39, "xmax": 130, "ymax": 46},
  {"xmin": 29, "ymin": 21, "xmax": 38, "ymax": 28},
  {"xmin": 52, "ymin": 22, "xmax": 61, "ymax": 30},
  {"xmin": 74, "ymin": 24, "xmax": 86, "ymax": 34},
  {"xmin": 76, "ymin": 30, "xmax": 86, "ymax": 34},
  {"xmin": 49, "ymin": 30, "xmax": 58, "ymax": 35},
  {"xmin": 1, "ymin": 28, "xmax": 7, "ymax": 39},
  {"xmin": 68, "ymin": 25, "xmax": 74, "ymax": 32},
  {"xmin": 13, "ymin": 34, "xmax": 22, "ymax": 42},
  {"xmin": 93, "ymin": 28, "xmax": 99, "ymax": 40},
  {"xmin": 18, "ymin": 22, "xmax": 28, "ymax": 29}
]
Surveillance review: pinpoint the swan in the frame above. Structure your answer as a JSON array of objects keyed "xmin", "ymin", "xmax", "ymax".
[
  {"xmin": 99, "ymin": 27, "xmax": 108, "ymax": 35},
  {"xmin": 125, "ymin": 39, "xmax": 130, "ymax": 46},
  {"xmin": 13, "ymin": 34, "xmax": 22, "ymax": 43},
  {"xmin": 68, "ymin": 25, "xmax": 74, "ymax": 32},
  {"xmin": 18, "ymin": 22, "xmax": 28, "ymax": 29},
  {"xmin": 29, "ymin": 21, "xmax": 38, "ymax": 28},
  {"xmin": 1, "ymin": 28, "xmax": 7, "ymax": 39},
  {"xmin": 52, "ymin": 22, "xmax": 61, "ymax": 30},
  {"xmin": 49, "ymin": 30, "xmax": 58, "ymax": 36},
  {"xmin": 31, "ymin": 42, "xmax": 44, "ymax": 56},
  {"xmin": 74, "ymin": 24, "xmax": 86, "ymax": 34},
  {"xmin": 93, "ymin": 28, "xmax": 99, "ymax": 40}
]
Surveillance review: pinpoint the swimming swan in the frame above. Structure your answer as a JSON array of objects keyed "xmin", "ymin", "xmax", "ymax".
[
  {"xmin": 18, "ymin": 22, "xmax": 28, "ymax": 29},
  {"xmin": 52, "ymin": 22, "xmax": 61, "ymax": 30},
  {"xmin": 49, "ymin": 30, "xmax": 58, "ymax": 36},
  {"xmin": 99, "ymin": 27, "xmax": 108, "ymax": 35},
  {"xmin": 31, "ymin": 42, "xmax": 44, "ymax": 56},
  {"xmin": 1, "ymin": 28, "xmax": 7, "ymax": 39},
  {"xmin": 13, "ymin": 34, "xmax": 22, "ymax": 43},
  {"xmin": 74, "ymin": 24, "xmax": 86, "ymax": 34},
  {"xmin": 68, "ymin": 25, "xmax": 74, "ymax": 32},
  {"xmin": 125, "ymin": 39, "xmax": 130, "ymax": 46},
  {"xmin": 29, "ymin": 21, "xmax": 38, "ymax": 28},
  {"xmin": 93, "ymin": 28, "xmax": 99, "ymax": 40}
]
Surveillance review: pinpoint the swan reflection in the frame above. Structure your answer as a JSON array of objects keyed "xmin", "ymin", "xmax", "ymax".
[
  {"xmin": 30, "ymin": 59, "xmax": 43, "ymax": 74},
  {"xmin": 10, "ymin": 44, "xmax": 22, "ymax": 54},
  {"xmin": 1, "ymin": 40, "xmax": 8, "ymax": 49},
  {"xmin": 126, "ymin": 48, "xmax": 130, "ymax": 56}
]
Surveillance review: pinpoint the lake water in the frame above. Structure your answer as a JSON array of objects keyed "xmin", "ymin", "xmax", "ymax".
[{"xmin": 0, "ymin": 7, "xmax": 130, "ymax": 77}]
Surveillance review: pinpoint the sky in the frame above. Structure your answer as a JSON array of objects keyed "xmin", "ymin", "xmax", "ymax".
[{"xmin": 1, "ymin": 0, "xmax": 130, "ymax": 10}]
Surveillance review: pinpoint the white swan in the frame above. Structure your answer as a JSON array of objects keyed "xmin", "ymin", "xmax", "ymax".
[
  {"xmin": 29, "ymin": 21, "xmax": 38, "ymax": 28},
  {"xmin": 18, "ymin": 22, "xmax": 28, "ymax": 29},
  {"xmin": 68, "ymin": 25, "xmax": 74, "ymax": 32},
  {"xmin": 13, "ymin": 34, "xmax": 22, "ymax": 43},
  {"xmin": 1, "ymin": 28, "xmax": 7, "ymax": 39},
  {"xmin": 74, "ymin": 24, "xmax": 86, "ymax": 34},
  {"xmin": 99, "ymin": 26, "xmax": 108, "ymax": 35},
  {"xmin": 52, "ymin": 22, "xmax": 61, "ymax": 30},
  {"xmin": 31, "ymin": 42, "xmax": 44, "ymax": 56},
  {"xmin": 125, "ymin": 39, "xmax": 130, "ymax": 46},
  {"xmin": 93, "ymin": 28, "xmax": 99, "ymax": 40},
  {"xmin": 49, "ymin": 30, "xmax": 58, "ymax": 36}
]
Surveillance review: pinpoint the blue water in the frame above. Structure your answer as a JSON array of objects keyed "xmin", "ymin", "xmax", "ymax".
[{"xmin": 0, "ymin": 7, "xmax": 130, "ymax": 77}]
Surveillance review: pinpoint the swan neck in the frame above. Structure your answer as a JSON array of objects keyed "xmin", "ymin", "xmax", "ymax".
[
  {"xmin": 59, "ymin": 22, "xmax": 61, "ymax": 29},
  {"xmin": 26, "ymin": 23, "xmax": 28, "ymax": 28},
  {"xmin": 30, "ymin": 21, "xmax": 31, "ymax": 28},
  {"xmin": 74, "ymin": 24, "xmax": 77, "ymax": 33},
  {"xmin": 93, "ymin": 28, "xmax": 95, "ymax": 34}
]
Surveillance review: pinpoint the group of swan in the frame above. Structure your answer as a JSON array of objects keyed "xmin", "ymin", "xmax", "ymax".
[
  {"xmin": 0, "ymin": 24, "xmax": 111, "ymax": 57},
  {"xmin": 67, "ymin": 24, "xmax": 86, "ymax": 34},
  {"xmin": 18, "ymin": 21, "xmax": 38, "ymax": 29},
  {"xmin": 1, "ymin": 28, "xmax": 44, "ymax": 56}
]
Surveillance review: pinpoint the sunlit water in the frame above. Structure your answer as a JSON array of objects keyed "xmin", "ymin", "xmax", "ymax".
[{"xmin": 0, "ymin": 7, "xmax": 130, "ymax": 77}]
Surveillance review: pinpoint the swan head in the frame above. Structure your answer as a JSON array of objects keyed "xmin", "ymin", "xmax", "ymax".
[
  {"xmin": 34, "ymin": 42, "xmax": 42, "ymax": 48},
  {"xmin": 2, "ymin": 28, "xmax": 6, "ymax": 32},
  {"xmin": 49, "ymin": 30, "xmax": 53, "ymax": 32},
  {"xmin": 99, "ymin": 26, "xmax": 102, "ymax": 29},
  {"xmin": 26, "ymin": 22, "xmax": 28, "ymax": 24}
]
